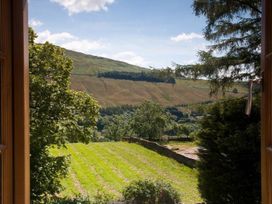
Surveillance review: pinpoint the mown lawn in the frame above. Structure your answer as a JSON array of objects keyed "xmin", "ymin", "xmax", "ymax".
[{"xmin": 51, "ymin": 142, "xmax": 202, "ymax": 204}]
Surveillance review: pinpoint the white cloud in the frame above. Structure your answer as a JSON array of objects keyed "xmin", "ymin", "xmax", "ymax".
[
  {"xmin": 29, "ymin": 19, "xmax": 43, "ymax": 27},
  {"xmin": 36, "ymin": 30, "xmax": 76, "ymax": 44},
  {"xmin": 171, "ymin": 32, "xmax": 203, "ymax": 42},
  {"xmin": 62, "ymin": 40, "xmax": 105, "ymax": 53},
  {"xmin": 112, "ymin": 51, "xmax": 147, "ymax": 67},
  {"xmin": 36, "ymin": 30, "xmax": 106, "ymax": 53},
  {"xmin": 51, "ymin": 0, "xmax": 115, "ymax": 15}
]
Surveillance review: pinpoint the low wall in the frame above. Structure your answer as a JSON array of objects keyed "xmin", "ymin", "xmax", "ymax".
[
  {"xmin": 153, "ymin": 136, "xmax": 193, "ymax": 142},
  {"xmin": 124, "ymin": 137, "xmax": 197, "ymax": 168}
]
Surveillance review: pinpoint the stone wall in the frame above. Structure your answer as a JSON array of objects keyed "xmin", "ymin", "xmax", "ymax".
[{"xmin": 124, "ymin": 137, "xmax": 197, "ymax": 168}]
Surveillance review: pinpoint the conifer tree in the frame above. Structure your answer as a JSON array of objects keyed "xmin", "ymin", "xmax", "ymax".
[{"xmin": 176, "ymin": 0, "xmax": 261, "ymax": 94}]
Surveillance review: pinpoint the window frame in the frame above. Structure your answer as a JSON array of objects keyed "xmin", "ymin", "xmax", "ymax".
[
  {"xmin": 0, "ymin": 0, "xmax": 30, "ymax": 203},
  {"xmin": 1, "ymin": 0, "xmax": 14, "ymax": 203},
  {"xmin": 261, "ymin": 0, "xmax": 272, "ymax": 203},
  {"xmin": 12, "ymin": 0, "xmax": 30, "ymax": 203}
]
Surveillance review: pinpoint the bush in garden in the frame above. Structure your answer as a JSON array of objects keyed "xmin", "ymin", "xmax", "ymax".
[
  {"xmin": 197, "ymin": 98, "xmax": 261, "ymax": 204},
  {"xmin": 50, "ymin": 191, "xmax": 112, "ymax": 204},
  {"xmin": 122, "ymin": 180, "xmax": 181, "ymax": 204},
  {"xmin": 50, "ymin": 196, "xmax": 91, "ymax": 204},
  {"xmin": 91, "ymin": 190, "xmax": 114, "ymax": 204}
]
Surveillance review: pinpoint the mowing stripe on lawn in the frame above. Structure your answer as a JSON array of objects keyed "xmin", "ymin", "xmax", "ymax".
[
  {"xmin": 67, "ymin": 145, "xmax": 103, "ymax": 196},
  {"xmin": 73, "ymin": 144, "xmax": 123, "ymax": 195},
  {"xmin": 104, "ymin": 143, "xmax": 159, "ymax": 179},
  {"xmin": 87, "ymin": 143, "xmax": 140, "ymax": 182},
  {"xmin": 93, "ymin": 143, "xmax": 146, "ymax": 179}
]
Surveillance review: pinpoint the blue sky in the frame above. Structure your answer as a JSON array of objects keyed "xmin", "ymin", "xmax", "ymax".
[{"xmin": 29, "ymin": 0, "xmax": 208, "ymax": 68}]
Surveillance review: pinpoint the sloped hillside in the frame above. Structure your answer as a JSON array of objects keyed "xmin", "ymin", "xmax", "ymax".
[
  {"xmin": 65, "ymin": 49, "xmax": 147, "ymax": 75},
  {"xmin": 71, "ymin": 75, "xmax": 247, "ymax": 107}
]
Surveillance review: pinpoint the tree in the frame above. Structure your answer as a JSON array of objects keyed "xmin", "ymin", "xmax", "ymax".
[
  {"xmin": 173, "ymin": 2, "xmax": 262, "ymax": 203},
  {"xmin": 104, "ymin": 113, "xmax": 133, "ymax": 141},
  {"xmin": 131, "ymin": 101, "xmax": 171, "ymax": 140},
  {"xmin": 29, "ymin": 28, "xmax": 100, "ymax": 202},
  {"xmin": 175, "ymin": 0, "xmax": 261, "ymax": 94},
  {"xmin": 197, "ymin": 98, "xmax": 260, "ymax": 203}
]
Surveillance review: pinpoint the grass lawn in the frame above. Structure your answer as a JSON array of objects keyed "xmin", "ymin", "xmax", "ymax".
[{"xmin": 51, "ymin": 142, "xmax": 202, "ymax": 204}]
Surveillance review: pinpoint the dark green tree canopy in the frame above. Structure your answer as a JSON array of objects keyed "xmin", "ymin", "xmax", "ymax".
[
  {"xmin": 176, "ymin": 0, "xmax": 261, "ymax": 94},
  {"xmin": 197, "ymin": 98, "xmax": 260, "ymax": 203}
]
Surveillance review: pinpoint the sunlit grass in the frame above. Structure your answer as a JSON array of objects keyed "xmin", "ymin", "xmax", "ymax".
[{"xmin": 51, "ymin": 142, "xmax": 202, "ymax": 204}]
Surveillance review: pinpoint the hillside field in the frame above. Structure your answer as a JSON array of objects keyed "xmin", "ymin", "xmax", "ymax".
[
  {"xmin": 71, "ymin": 75, "xmax": 247, "ymax": 107},
  {"xmin": 65, "ymin": 49, "xmax": 147, "ymax": 75},
  {"xmin": 51, "ymin": 142, "xmax": 202, "ymax": 204}
]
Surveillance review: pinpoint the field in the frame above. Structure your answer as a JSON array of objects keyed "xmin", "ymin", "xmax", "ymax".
[
  {"xmin": 71, "ymin": 75, "xmax": 247, "ymax": 107},
  {"xmin": 51, "ymin": 142, "xmax": 202, "ymax": 204}
]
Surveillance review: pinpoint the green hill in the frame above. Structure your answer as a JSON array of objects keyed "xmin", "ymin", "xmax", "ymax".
[
  {"xmin": 65, "ymin": 49, "xmax": 247, "ymax": 107},
  {"xmin": 71, "ymin": 75, "xmax": 247, "ymax": 107},
  {"xmin": 65, "ymin": 49, "xmax": 148, "ymax": 75},
  {"xmin": 51, "ymin": 142, "xmax": 202, "ymax": 203}
]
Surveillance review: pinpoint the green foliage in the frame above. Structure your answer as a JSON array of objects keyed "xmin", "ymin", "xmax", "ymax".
[
  {"xmin": 29, "ymin": 28, "xmax": 100, "ymax": 203},
  {"xmin": 49, "ymin": 191, "xmax": 112, "ymax": 204},
  {"xmin": 50, "ymin": 196, "xmax": 91, "ymax": 204},
  {"xmin": 232, "ymin": 88, "xmax": 238, "ymax": 94},
  {"xmin": 91, "ymin": 191, "xmax": 113, "ymax": 204},
  {"xmin": 104, "ymin": 113, "xmax": 133, "ymax": 141},
  {"xmin": 100, "ymin": 105, "xmax": 136, "ymax": 117},
  {"xmin": 197, "ymin": 98, "xmax": 260, "ymax": 204},
  {"xmin": 131, "ymin": 101, "xmax": 171, "ymax": 140},
  {"xmin": 176, "ymin": 0, "xmax": 261, "ymax": 94},
  {"xmin": 122, "ymin": 180, "xmax": 181, "ymax": 204},
  {"xmin": 64, "ymin": 90, "xmax": 100, "ymax": 143}
]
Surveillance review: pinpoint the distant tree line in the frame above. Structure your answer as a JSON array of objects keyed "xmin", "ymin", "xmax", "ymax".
[
  {"xmin": 97, "ymin": 102, "xmax": 207, "ymax": 141},
  {"xmin": 97, "ymin": 70, "xmax": 176, "ymax": 84},
  {"xmin": 100, "ymin": 105, "xmax": 135, "ymax": 116}
]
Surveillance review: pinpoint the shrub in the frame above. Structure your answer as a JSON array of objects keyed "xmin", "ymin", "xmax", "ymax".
[
  {"xmin": 197, "ymin": 98, "xmax": 260, "ymax": 204},
  {"xmin": 122, "ymin": 180, "xmax": 181, "ymax": 204},
  {"xmin": 50, "ymin": 191, "xmax": 112, "ymax": 204},
  {"xmin": 49, "ymin": 196, "xmax": 91, "ymax": 204},
  {"xmin": 92, "ymin": 190, "xmax": 113, "ymax": 204}
]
